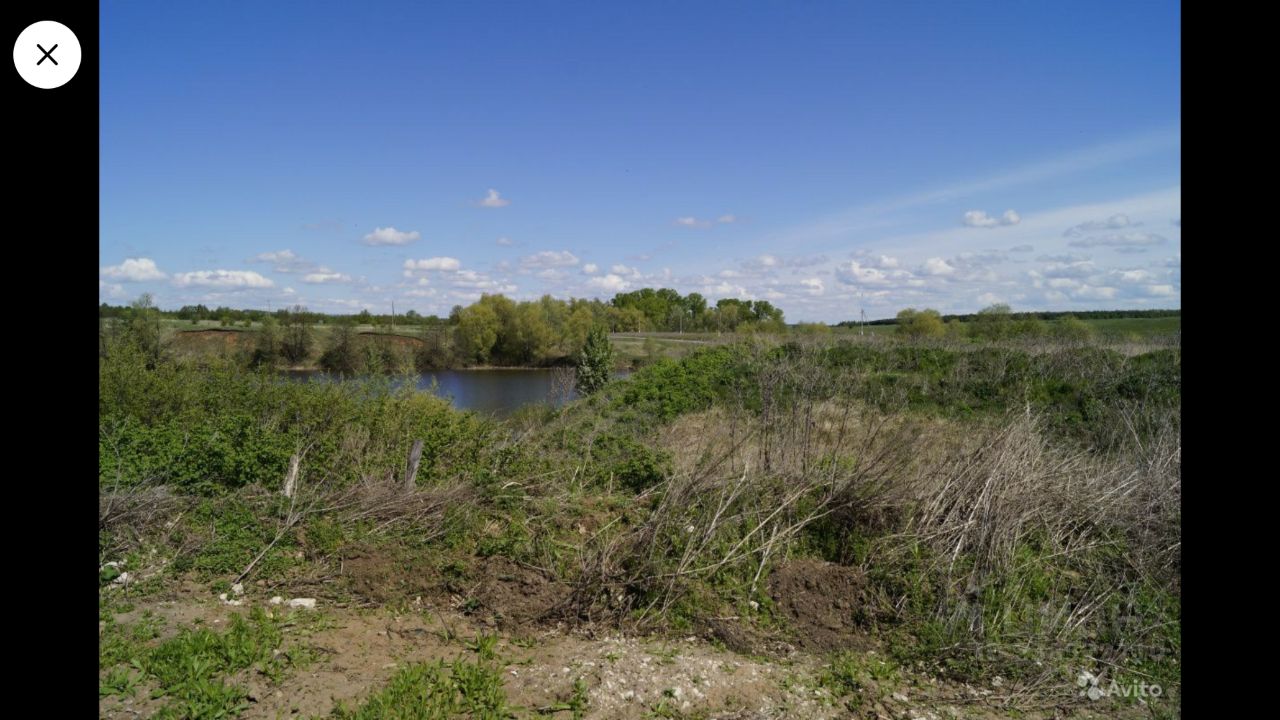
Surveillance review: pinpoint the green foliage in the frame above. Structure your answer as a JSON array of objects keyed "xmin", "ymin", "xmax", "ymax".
[
  {"xmin": 589, "ymin": 432, "xmax": 670, "ymax": 492},
  {"xmin": 792, "ymin": 322, "xmax": 831, "ymax": 335},
  {"xmin": 819, "ymin": 653, "xmax": 901, "ymax": 711},
  {"xmin": 618, "ymin": 346, "xmax": 741, "ymax": 421},
  {"xmin": 1052, "ymin": 314, "xmax": 1096, "ymax": 342},
  {"xmin": 895, "ymin": 308, "xmax": 945, "ymax": 338},
  {"xmin": 319, "ymin": 321, "xmax": 362, "ymax": 375},
  {"xmin": 280, "ymin": 306, "xmax": 315, "ymax": 365},
  {"xmin": 329, "ymin": 659, "xmax": 511, "ymax": 719},
  {"xmin": 100, "ymin": 608, "xmax": 297, "ymax": 720},
  {"xmin": 574, "ymin": 326, "xmax": 615, "ymax": 395},
  {"xmin": 99, "ymin": 351, "xmax": 497, "ymax": 494}
]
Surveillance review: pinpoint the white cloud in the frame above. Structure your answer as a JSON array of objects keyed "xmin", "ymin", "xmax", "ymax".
[
  {"xmin": 611, "ymin": 263, "xmax": 640, "ymax": 277},
  {"xmin": 962, "ymin": 209, "xmax": 1020, "ymax": 228},
  {"xmin": 1009, "ymin": 244, "xmax": 1035, "ymax": 253},
  {"xmin": 1064, "ymin": 214, "xmax": 1140, "ymax": 237},
  {"xmin": 800, "ymin": 278, "xmax": 824, "ymax": 295},
  {"xmin": 1071, "ymin": 285, "xmax": 1118, "ymax": 300},
  {"xmin": 302, "ymin": 270, "xmax": 352, "ymax": 284},
  {"xmin": 519, "ymin": 251, "xmax": 579, "ymax": 271},
  {"xmin": 172, "ymin": 270, "xmax": 273, "ymax": 289},
  {"xmin": 496, "ymin": 236, "xmax": 514, "ymax": 246},
  {"xmin": 921, "ymin": 257, "xmax": 956, "ymax": 276},
  {"xmin": 250, "ymin": 250, "xmax": 315, "ymax": 274},
  {"xmin": 582, "ymin": 263, "xmax": 599, "ymax": 274},
  {"xmin": 100, "ymin": 258, "xmax": 167, "ymax": 282},
  {"xmin": 447, "ymin": 269, "xmax": 517, "ymax": 293},
  {"xmin": 362, "ymin": 227, "xmax": 421, "ymax": 246},
  {"xmin": 587, "ymin": 274, "xmax": 629, "ymax": 292},
  {"xmin": 478, "ymin": 189, "xmax": 510, "ymax": 208},
  {"xmin": 1068, "ymin": 232, "xmax": 1167, "ymax": 248},
  {"xmin": 837, "ymin": 260, "xmax": 891, "ymax": 285},
  {"xmin": 1111, "ymin": 269, "xmax": 1154, "ymax": 284},
  {"xmin": 404, "ymin": 257, "xmax": 462, "ymax": 272},
  {"xmin": 99, "ymin": 280, "xmax": 125, "ymax": 298},
  {"xmin": 718, "ymin": 214, "xmax": 737, "ymax": 223},
  {"xmin": 675, "ymin": 216, "xmax": 711, "ymax": 228}
]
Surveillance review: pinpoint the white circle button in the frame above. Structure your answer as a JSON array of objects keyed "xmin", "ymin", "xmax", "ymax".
[{"xmin": 14, "ymin": 21, "xmax": 81, "ymax": 89}]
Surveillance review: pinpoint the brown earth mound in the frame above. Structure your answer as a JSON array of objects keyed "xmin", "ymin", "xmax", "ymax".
[
  {"xmin": 341, "ymin": 548, "xmax": 569, "ymax": 632},
  {"xmin": 470, "ymin": 556, "xmax": 572, "ymax": 629},
  {"xmin": 767, "ymin": 558, "xmax": 870, "ymax": 652},
  {"xmin": 173, "ymin": 328, "xmax": 252, "ymax": 348}
]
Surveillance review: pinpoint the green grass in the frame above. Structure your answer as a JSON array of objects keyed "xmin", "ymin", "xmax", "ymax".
[
  {"xmin": 99, "ymin": 607, "xmax": 308, "ymax": 720},
  {"xmin": 1082, "ymin": 316, "xmax": 1181, "ymax": 337},
  {"xmin": 328, "ymin": 658, "xmax": 512, "ymax": 719},
  {"xmin": 818, "ymin": 652, "xmax": 901, "ymax": 712}
]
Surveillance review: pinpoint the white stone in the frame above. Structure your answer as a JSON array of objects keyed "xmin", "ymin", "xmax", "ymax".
[
  {"xmin": 287, "ymin": 598, "xmax": 317, "ymax": 609},
  {"xmin": 231, "ymin": 583, "xmax": 244, "ymax": 596},
  {"xmin": 269, "ymin": 596, "xmax": 284, "ymax": 605}
]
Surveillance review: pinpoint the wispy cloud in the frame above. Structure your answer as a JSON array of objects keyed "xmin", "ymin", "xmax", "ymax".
[
  {"xmin": 962, "ymin": 209, "xmax": 1021, "ymax": 228},
  {"xmin": 1064, "ymin": 214, "xmax": 1141, "ymax": 237},
  {"xmin": 675, "ymin": 216, "xmax": 711, "ymax": 228},
  {"xmin": 172, "ymin": 270, "xmax": 273, "ymax": 289},
  {"xmin": 1068, "ymin": 232, "xmax": 1167, "ymax": 248},
  {"xmin": 478, "ymin": 189, "xmax": 510, "ymax": 208},
  {"xmin": 404, "ymin": 257, "xmax": 462, "ymax": 272}
]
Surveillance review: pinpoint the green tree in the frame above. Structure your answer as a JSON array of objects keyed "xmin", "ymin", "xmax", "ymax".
[
  {"xmin": 319, "ymin": 319, "xmax": 360, "ymax": 374},
  {"xmin": 575, "ymin": 326, "xmax": 615, "ymax": 395},
  {"xmin": 1051, "ymin": 315, "xmax": 1096, "ymax": 342},
  {"xmin": 972, "ymin": 303, "xmax": 1013, "ymax": 340},
  {"xmin": 250, "ymin": 316, "xmax": 281, "ymax": 368},
  {"xmin": 455, "ymin": 302, "xmax": 500, "ymax": 364},
  {"xmin": 280, "ymin": 305, "xmax": 314, "ymax": 365},
  {"xmin": 896, "ymin": 308, "xmax": 945, "ymax": 338},
  {"xmin": 125, "ymin": 293, "xmax": 165, "ymax": 367}
]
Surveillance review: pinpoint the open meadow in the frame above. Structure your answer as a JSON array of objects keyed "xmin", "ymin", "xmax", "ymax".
[{"xmin": 100, "ymin": 318, "xmax": 1180, "ymax": 719}]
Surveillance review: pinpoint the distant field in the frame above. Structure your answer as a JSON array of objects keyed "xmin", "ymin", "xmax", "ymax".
[
  {"xmin": 826, "ymin": 316, "xmax": 1180, "ymax": 338},
  {"xmin": 1083, "ymin": 316, "xmax": 1181, "ymax": 336}
]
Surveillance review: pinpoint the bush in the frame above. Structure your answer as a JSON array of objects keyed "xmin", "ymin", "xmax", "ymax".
[
  {"xmin": 574, "ymin": 326, "xmax": 614, "ymax": 395},
  {"xmin": 896, "ymin": 308, "xmax": 945, "ymax": 338}
]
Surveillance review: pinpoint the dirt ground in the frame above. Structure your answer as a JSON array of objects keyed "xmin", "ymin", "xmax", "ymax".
[{"xmin": 100, "ymin": 571, "xmax": 1146, "ymax": 720}]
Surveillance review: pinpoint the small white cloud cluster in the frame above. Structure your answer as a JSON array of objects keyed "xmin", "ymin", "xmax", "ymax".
[
  {"xmin": 478, "ymin": 189, "xmax": 510, "ymax": 208},
  {"xmin": 172, "ymin": 270, "xmax": 273, "ymax": 289},
  {"xmin": 362, "ymin": 227, "xmax": 421, "ymax": 246},
  {"xmin": 963, "ymin": 209, "xmax": 1020, "ymax": 228}
]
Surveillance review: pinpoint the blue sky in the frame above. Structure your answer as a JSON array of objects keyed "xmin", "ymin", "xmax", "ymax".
[{"xmin": 99, "ymin": 0, "xmax": 1180, "ymax": 321}]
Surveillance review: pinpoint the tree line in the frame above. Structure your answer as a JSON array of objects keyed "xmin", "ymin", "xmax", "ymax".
[
  {"xmin": 837, "ymin": 307, "xmax": 1180, "ymax": 327},
  {"xmin": 99, "ymin": 288, "xmax": 786, "ymax": 371}
]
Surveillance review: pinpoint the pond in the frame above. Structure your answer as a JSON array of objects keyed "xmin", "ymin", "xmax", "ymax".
[{"xmin": 285, "ymin": 367, "xmax": 629, "ymax": 416}]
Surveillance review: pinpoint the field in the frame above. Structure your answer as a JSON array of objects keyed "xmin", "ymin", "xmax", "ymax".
[{"xmin": 99, "ymin": 326, "xmax": 1180, "ymax": 719}]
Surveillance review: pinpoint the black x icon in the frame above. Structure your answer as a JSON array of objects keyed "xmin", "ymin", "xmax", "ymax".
[{"xmin": 37, "ymin": 43, "xmax": 58, "ymax": 66}]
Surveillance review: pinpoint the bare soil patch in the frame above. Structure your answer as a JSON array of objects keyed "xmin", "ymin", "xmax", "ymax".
[{"xmin": 767, "ymin": 558, "xmax": 870, "ymax": 652}]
